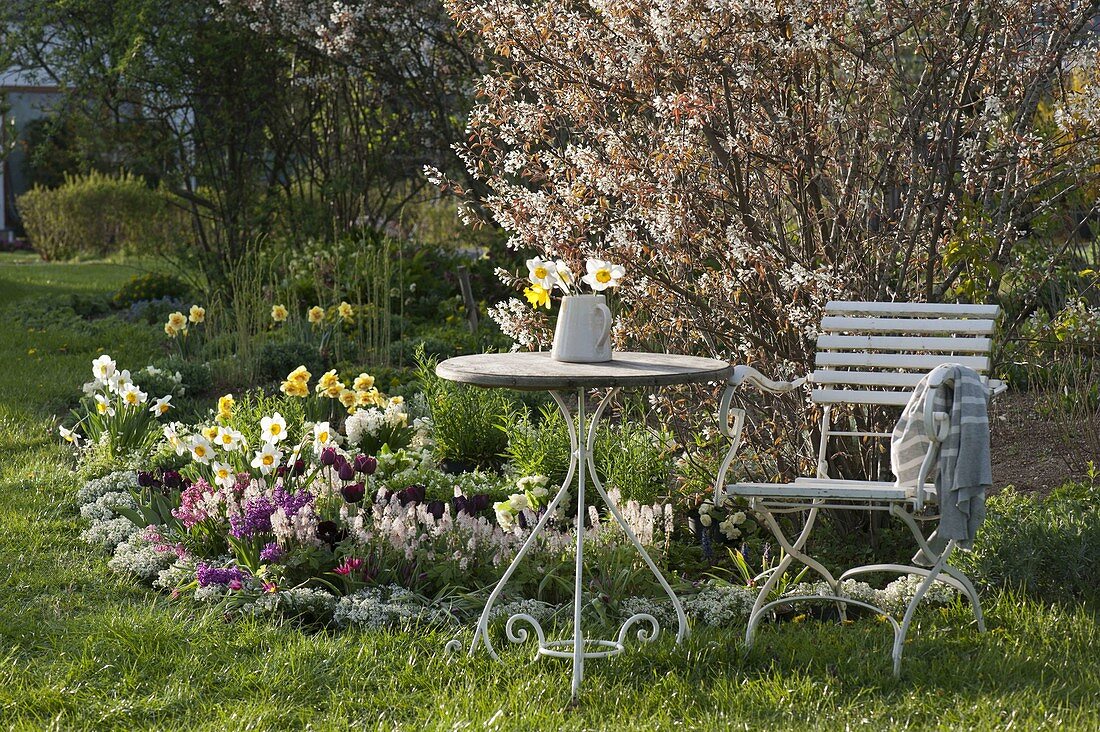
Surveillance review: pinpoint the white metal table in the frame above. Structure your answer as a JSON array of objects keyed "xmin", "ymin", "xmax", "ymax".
[{"xmin": 437, "ymin": 351, "xmax": 732, "ymax": 704}]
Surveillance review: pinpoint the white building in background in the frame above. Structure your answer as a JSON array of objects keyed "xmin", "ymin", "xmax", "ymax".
[{"xmin": 0, "ymin": 64, "xmax": 60, "ymax": 239}]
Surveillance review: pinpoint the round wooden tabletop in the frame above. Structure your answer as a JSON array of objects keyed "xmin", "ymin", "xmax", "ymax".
[{"xmin": 435, "ymin": 351, "xmax": 732, "ymax": 391}]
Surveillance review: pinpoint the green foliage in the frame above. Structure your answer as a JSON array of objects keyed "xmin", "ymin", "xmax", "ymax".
[
  {"xmin": 113, "ymin": 272, "xmax": 191, "ymax": 308},
  {"xmin": 256, "ymin": 340, "xmax": 324, "ymax": 383},
  {"xmin": 18, "ymin": 171, "xmax": 187, "ymax": 260},
  {"xmin": 415, "ymin": 349, "xmax": 511, "ymax": 469},
  {"xmin": 953, "ymin": 483, "xmax": 1100, "ymax": 602},
  {"xmin": 503, "ymin": 400, "xmax": 674, "ymax": 504}
]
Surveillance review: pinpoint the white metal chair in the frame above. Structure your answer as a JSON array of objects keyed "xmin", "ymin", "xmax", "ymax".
[{"xmin": 714, "ymin": 300, "xmax": 1005, "ymax": 676}]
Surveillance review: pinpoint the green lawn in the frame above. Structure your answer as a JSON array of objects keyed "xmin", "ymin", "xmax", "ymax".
[{"xmin": 1, "ymin": 255, "xmax": 1099, "ymax": 730}]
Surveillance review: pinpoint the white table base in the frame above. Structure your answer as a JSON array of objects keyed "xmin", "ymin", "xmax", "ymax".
[{"xmin": 446, "ymin": 387, "xmax": 688, "ymax": 704}]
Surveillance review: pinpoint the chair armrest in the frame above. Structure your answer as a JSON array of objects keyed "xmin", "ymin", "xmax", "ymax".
[{"xmin": 730, "ymin": 365, "xmax": 808, "ymax": 395}]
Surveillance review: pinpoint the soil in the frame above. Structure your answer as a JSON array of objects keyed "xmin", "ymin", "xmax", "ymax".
[{"xmin": 989, "ymin": 390, "xmax": 1090, "ymax": 494}]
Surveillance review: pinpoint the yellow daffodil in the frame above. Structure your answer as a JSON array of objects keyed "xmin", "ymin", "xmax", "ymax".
[
  {"xmin": 168, "ymin": 311, "xmax": 187, "ymax": 330},
  {"xmin": 188, "ymin": 305, "xmax": 206, "ymax": 324},
  {"xmin": 307, "ymin": 306, "xmax": 325, "ymax": 325},
  {"xmin": 271, "ymin": 304, "xmax": 289, "ymax": 322},
  {"xmin": 524, "ymin": 284, "xmax": 551, "ymax": 309},
  {"xmin": 287, "ymin": 365, "xmax": 311, "ymax": 384},
  {"xmin": 337, "ymin": 301, "xmax": 354, "ymax": 322},
  {"xmin": 164, "ymin": 323, "xmax": 180, "ymax": 337},
  {"xmin": 280, "ymin": 379, "xmax": 309, "ymax": 398},
  {"xmin": 355, "ymin": 389, "xmax": 375, "ymax": 407},
  {"xmin": 338, "ymin": 388, "xmax": 357, "ymax": 410},
  {"xmin": 389, "ymin": 395, "xmax": 404, "ymax": 407},
  {"xmin": 217, "ymin": 393, "xmax": 235, "ymax": 421},
  {"xmin": 202, "ymin": 424, "xmax": 220, "ymax": 441},
  {"xmin": 353, "ymin": 373, "xmax": 375, "ymax": 391}
]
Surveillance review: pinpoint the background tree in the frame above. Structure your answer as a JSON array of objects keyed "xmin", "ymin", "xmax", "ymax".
[{"xmin": 438, "ymin": 0, "xmax": 1100, "ymax": 477}]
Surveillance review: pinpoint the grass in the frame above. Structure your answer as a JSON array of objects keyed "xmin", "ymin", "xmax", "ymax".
[{"xmin": 1, "ymin": 255, "xmax": 1100, "ymax": 730}]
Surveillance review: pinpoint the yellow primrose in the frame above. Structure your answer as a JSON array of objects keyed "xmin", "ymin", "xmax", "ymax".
[
  {"xmin": 271, "ymin": 304, "xmax": 289, "ymax": 322},
  {"xmin": 218, "ymin": 393, "xmax": 235, "ymax": 421},
  {"xmin": 353, "ymin": 373, "xmax": 375, "ymax": 391},
  {"xmin": 337, "ymin": 301, "xmax": 354, "ymax": 322},
  {"xmin": 307, "ymin": 306, "xmax": 325, "ymax": 325},
  {"xmin": 524, "ymin": 284, "xmax": 551, "ymax": 309},
  {"xmin": 188, "ymin": 305, "xmax": 206, "ymax": 324}
]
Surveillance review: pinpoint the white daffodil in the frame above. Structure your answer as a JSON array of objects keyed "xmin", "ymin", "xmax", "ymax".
[
  {"xmin": 120, "ymin": 384, "xmax": 148, "ymax": 408},
  {"xmin": 91, "ymin": 355, "xmax": 116, "ymax": 381},
  {"xmin": 261, "ymin": 412, "xmax": 288, "ymax": 444},
  {"xmin": 215, "ymin": 426, "xmax": 244, "ymax": 452},
  {"xmin": 212, "ymin": 461, "xmax": 236, "ymax": 489},
  {"xmin": 581, "ymin": 259, "xmax": 625, "ymax": 292},
  {"xmin": 149, "ymin": 395, "xmax": 173, "ymax": 416},
  {"xmin": 554, "ymin": 260, "xmax": 574, "ymax": 292},
  {"xmin": 82, "ymin": 379, "xmax": 104, "ymax": 397},
  {"xmin": 251, "ymin": 443, "xmax": 283, "ymax": 476},
  {"xmin": 188, "ymin": 436, "xmax": 215, "ymax": 465},
  {"xmin": 312, "ymin": 421, "xmax": 334, "ymax": 452},
  {"xmin": 526, "ymin": 257, "xmax": 559, "ymax": 290},
  {"xmin": 107, "ymin": 369, "xmax": 133, "ymax": 395},
  {"xmin": 164, "ymin": 423, "xmax": 188, "ymax": 456},
  {"xmin": 94, "ymin": 394, "xmax": 115, "ymax": 417},
  {"xmin": 58, "ymin": 425, "xmax": 80, "ymax": 444}
]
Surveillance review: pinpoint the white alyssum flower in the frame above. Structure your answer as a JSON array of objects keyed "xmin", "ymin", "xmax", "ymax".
[{"xmin": 76, "ymin": 471, "xmax": 139, "ymax": 506}]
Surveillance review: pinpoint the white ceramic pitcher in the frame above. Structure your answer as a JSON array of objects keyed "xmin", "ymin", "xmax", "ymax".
[{"xmin": 551, "ymin": 294, "xmax": 612, "ymax": 363}]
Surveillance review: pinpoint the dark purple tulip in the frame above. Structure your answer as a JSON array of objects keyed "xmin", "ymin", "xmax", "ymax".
[
  {"xmin": 275, "ymin": 465, "xmax": 288, "ymax": 477},
  {"xmin": 426, "ymin": 500, "xmax": 446, "ymax": 520},
  {"xmin": 398, "ymin": 484, "xmax": 426, "ymax": 505},
  {"xmin": 316, "ymin": 520, "xmax": 347, "ymax": 547},
  {"xmin": 162, "ymin": 470, "xmax": 182, "ymax": 490},
  {"xmin": 337, "ymin": 462, "xmax": 356, "ymax": 482},
  {"xmin": 320, "ymin": 447, "xmax": 338, "ymax": 466},
  {"xmin": 291, "ymin": 459, "xmax": 306, "ymax": 477},
  {"xmin": 354, "ymin": 454, "xmax": 377, "ymax": 476},
  {"xmin": 341, "ymin": 482, "xmax": 366, "ymax": 503},
  {"xmin": 470, "ymin": 494, "xmax": 491, "ymax": 513},
  {"xmin": 137, "ymin": 471, "xmax": 154, "ymax": 488},
  {"xmin": 452, "ymin": 495, "xmax": 469, "ymax": 515}
]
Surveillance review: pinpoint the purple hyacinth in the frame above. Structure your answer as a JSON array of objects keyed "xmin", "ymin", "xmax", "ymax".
[
  {"xmin": 195, "ymin": 562, "xmax": 248, "ymax": 588},
  {"xmin": 272, "ymin": 486, "xmax": 313, "ymax": 517},
  {"xmin": 229, "ymin": 496, "xmax": 276, "ymax": 538},
  {"xmin": 260, "ymin": 541, "xmax": 285, "ymax": 563}
]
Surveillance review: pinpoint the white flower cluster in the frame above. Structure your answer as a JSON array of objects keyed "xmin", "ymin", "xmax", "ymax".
[
  {"xmin": 109, "ymin": 533, "xmax": 178, "ymax": 581},
  {"xmin": 80, "ymin": 516, "xmax": 142, "ymax": 552},
  {"xmin": 488, "ymin": 598, "xmax": 557, "ymax": 625},
  {"xmin": 333, "ymin": 585, "xmax": 457, "ymax": 629},
  {"xmin": 493, "ymin": 475, "xmax": 550, "ymax": 532},
  {"xmin": 80, "ymin": 491, "xmax": 138, "ymax": 524},
  {"xmin": 619, "ymin": 597, "xmax": 677, "ymax": 629},
  {"xmin": 682, "ymin": 584, "xmax": 757, "ymax": 627},
  {"xmin": 345, "ymin": 403, "xmax": 413, "ymax": 447},
  {"xmin": 154, "ymin": 560, "xmax": 197, "ymax": 591},
  {"xmin": 75, "ymin": 470, "xmax": 139, "ymax": 506},
  {"xmin": 785, "ymin": 575, "xmax": 957, "ymax": 615}
]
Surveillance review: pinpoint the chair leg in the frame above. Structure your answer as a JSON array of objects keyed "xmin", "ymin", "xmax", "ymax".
[
  {"xmin": 890, "ymin": 504, "xmax": 985, "ymax": 632},
  {"xmin": 892, "ymin": 540, "xmax": 956, "ymax": 677},
  {"xmin": 745, "ymin": 501, "xmax": 846, "ymax": 649}
]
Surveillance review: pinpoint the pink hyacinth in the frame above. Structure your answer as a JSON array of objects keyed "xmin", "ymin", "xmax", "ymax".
[{"xmin": 172, "ymin": 478, "xmax": 213, "ymax": 528}]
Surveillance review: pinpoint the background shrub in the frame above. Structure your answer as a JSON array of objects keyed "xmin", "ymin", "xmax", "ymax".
[
  {"xmin": 113, "ymin": 273, "xmax": 191, "ymax": 308},
  {"xmin": 18, "ymin": 171, "xmax": 189, "ymax": 260},
  {"xmin": 953, "ymin": 482, "xmax": 1100, "ymax": 603}
]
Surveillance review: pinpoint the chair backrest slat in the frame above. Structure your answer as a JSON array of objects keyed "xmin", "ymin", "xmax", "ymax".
[{"xmin": 812, "ymin": 301, "xmax": 999, "ymax": 406}]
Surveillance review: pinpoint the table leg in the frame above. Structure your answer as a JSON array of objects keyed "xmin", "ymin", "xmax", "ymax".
[{"xmin": 448, "ymin": 386, "xmax": 687, "ymax": 704}]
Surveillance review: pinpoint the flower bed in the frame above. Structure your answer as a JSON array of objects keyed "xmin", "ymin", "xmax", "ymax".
[{"xmin": 68, "ymin": 354, "xmax": 955, "ymax": 634}]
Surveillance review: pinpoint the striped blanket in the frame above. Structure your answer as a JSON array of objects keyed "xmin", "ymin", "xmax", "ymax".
[{"xmin": 891, "ymin": 363, "xmax": 992, "ymax": 561}]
